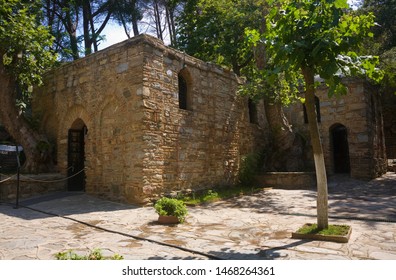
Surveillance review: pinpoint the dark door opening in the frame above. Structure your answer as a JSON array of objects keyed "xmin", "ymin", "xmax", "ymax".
[
  {"xmin": 331, "ymin": 125, "xmax": 350, "ymax": 174},
  {"xmin": 67, "ymin": 128, "xmax": 85, "ymax": 191}
]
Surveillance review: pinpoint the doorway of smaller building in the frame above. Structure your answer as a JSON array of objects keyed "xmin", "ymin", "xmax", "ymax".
[
  {"xmin": 67, "ymin": 119, "xmax": 87, "ymax": 191},
  {"xmin": 331, "ymin": 124, "xmax": 350, "ymax": 174}
]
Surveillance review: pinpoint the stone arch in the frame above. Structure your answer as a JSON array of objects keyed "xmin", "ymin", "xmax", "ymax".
[
  {"xmin": 178, "ymin": 67, "xmax": 193, "ymax": 110},
  {"xmin": 57, "ymin": 105, "xmax": 91, "ymax": 178},
  {"xmin": 330, "ymin": 123, "xmax": 350, "ymax": 174},
  {"xmin": 59, "ymin": 105, "xmax": 91, "ymax": 139}
]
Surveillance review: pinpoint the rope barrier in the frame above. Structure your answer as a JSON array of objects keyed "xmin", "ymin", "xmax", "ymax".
[
  {"xmin": 0, "ymin": 175, "xmax": 16, "ymax": 184},
  {"xmin": 19, "ymin": 168, "xmax": 86, "ymax": 183},
  {"xmin": 1, "ymin": 168, "xmax": 85, "ymax": 184}
]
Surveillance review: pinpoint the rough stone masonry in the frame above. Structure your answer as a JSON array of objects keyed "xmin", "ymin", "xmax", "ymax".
[
  {"xmin": 33, "ymin": 34, "xmax": 387, "ymax": 205},
  {"xmin": 33, "ymin": 34, "xmax": 266, "ymax": 204}
]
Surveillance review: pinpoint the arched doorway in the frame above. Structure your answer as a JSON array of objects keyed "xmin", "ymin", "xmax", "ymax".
[
  {"xmin": 331, "ymin": 124, "xmax": 350, "ymax": 174},
  {"xmin": 67, "ymin": 119, "xmax": 87, "ymax": 191}
]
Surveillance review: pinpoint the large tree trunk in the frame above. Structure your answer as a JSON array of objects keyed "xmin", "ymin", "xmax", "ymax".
[
  {"xmin": 254, "ymin": 18, "xmax": 297, "ymax": 170},
  {"xmin": 302, "ymin": 66, "xmax": 328, "ymax": 230},
  {"xmin": 264, "ymin": 99, "xmax": 294, "ymax": 150},
  {"xmin": 0, "ymin": 57, "xmax": 53, "ymax": 173},
  {"xmin": 82, "ymin": 1, "xmax": 92, "ymax": 55}
]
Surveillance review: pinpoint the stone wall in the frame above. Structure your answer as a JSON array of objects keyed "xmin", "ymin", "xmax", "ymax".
[
  {"xmin": 284, "ymin": 78, "xmax": 387, "ymax": 179},
  {"xmin": 255, "ymin": 172, "xmax": 316, "ymax": 190},
  {"xmin": 33, "ymin": 35, "xmax": 266, "ymax": 204}
]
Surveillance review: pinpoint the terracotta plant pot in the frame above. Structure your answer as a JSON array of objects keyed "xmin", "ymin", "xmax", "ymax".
[{"xmin": 158, "ymin": 215, "xmax": 180, "ymax": 224}]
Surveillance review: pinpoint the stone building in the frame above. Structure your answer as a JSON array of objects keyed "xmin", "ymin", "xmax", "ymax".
[
  {"xmin": 32, "ymin": 34, "xmax": 388, "ymax": 204},
  {"xmin": 33, "ymin": 34, "xmax": 266, "ymax": 204},
  {"xmin": 284, "ymin": 78, "xmax": 387, "ymax": 179}
]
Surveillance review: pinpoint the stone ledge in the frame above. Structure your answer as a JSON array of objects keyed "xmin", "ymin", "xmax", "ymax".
[{"xmin": 255, "ymin": 172, "xmax": 316, "ymax": 190}]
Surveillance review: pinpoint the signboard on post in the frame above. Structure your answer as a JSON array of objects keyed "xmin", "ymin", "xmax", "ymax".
[
  {"xmin": 0, "ymin": 144, "xmax": 22, "ymax": 208},
  {"xmin": 0, "ymin": 144, "xmax": 23, "ymax": 173}
]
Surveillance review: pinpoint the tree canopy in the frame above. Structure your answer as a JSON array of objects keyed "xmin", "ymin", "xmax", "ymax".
[{"xmin": 1, "ymin": 0, "xmax": 56, "ymax": 95}]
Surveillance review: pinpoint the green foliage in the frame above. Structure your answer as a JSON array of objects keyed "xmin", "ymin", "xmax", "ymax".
[
  {"xmin": 176, "ymin": 0, "xmax": 262, "ymax": 74},
  {"xmin": 380, "ymin": 47, "xmax": 396, "ymax": 92},
  {"xmin": 154, "ymin": 197, "xmax": 188, "ymax": 223},
  {"xmin": 357, "ymin": 1, "xmax": 396, "ymax": 95},
  {"xmin": 0, "ymin": 0, "xmax": 56, "ymax": 97},
  {"xmin": 360, "ymin": 0, "xmax": 396, "ymax": 53},
  {"xmin": 55, "ymin": 249, "xmax": 124, "ymax": 260},
  {"xmin": 264, "ymin": 0, "xmax": 383, "ymax": 95}
]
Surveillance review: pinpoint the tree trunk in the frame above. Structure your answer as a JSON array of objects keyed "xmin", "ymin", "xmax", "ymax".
[
  {"xmin": 82, "ymin": 1, "xmax": 92, "ymax": 55},
  {"xmin": 264, "ymin": 99, "xmax": 294, "ymax": 150},
  {"xmin": 63, "ymin": 6, "xmax": 79, "ymax": 60},
  {"xmin": 254, "ymin": 19, "xmax": 296, "ymax": 170},
  {"xmin": 131, "ymin": 1, "xmax": 140, "ymax": 37},
  {"xmin": 154, "ymin": 1, "xmax": 163, "ymax": 41},
  {"xmin": 302, "ymin": 66, "xmax": 329, "ymax": 230},
  {"xmin": 0, "ymin": 57, "xmax": 53, "ymax": 173}
]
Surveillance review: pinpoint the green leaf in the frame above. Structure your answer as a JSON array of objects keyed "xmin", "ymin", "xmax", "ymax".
[{"xmin": 334, "ymin": 0, "xmax": 349, "ymax": 9}]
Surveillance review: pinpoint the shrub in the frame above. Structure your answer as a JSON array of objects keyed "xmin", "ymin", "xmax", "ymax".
[
  {"xmin": 238, "ymin": 152, "xmax": 261, "ymax": 185},
  {"xmin": 154, "ymin": 197, "xmax": 188, "ymax": 223}
]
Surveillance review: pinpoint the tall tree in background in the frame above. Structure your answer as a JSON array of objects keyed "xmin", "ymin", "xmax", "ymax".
[
  {"xmin": 264, "ymin": 0, "xmax": 383, "ymax": 229},
  {"xmin": 361, "ymin": 0, "xmax": 396, "ymax": 53},
  {"xmin": 142, "ymin": 0, "xmax": 182, "ymax": 45},
  {"xmin": 113, "ymin": 0, "xmax": 144, "ymax": 38},
  {"xmin": 42, "ymin": 0, "xmax": 116, "ymax": 60},
  {"xmin": 358, "ymin": 0, "xmax": 396, "ymax": 92},
  {"xmin": 42, "ymin": 0, "xmax": 80, "ymax": 60},
  {"xmin": 0, "ymin": 0, "xmax": 57, "ymax": 172},
  {"xmin": 81, "ymin": 0, "xmax": 115, "ymax": 55},
  {"xmin": 176, "ymin": 0, "xmax": 260, "ymax": 75}
]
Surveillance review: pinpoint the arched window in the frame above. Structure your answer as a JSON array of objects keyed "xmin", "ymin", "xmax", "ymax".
[{"xmin": 303, "ymin": 96, "xmax": 321, "ymax": 123}]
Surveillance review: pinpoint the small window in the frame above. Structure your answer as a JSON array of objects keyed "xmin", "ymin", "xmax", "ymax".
[
  {"xmin": 303, "ymin": 96, "xmax": 321, "ymax": 123},
  {"xmin": 178, "ymin": 74, "xmax": 188, "ymax": 110},
  {"xmin": 178, "ymin": 70, "xmax": 192, "ymax": 110},
  {"xmin": 248, "ymin": 99, "xmax": 258, "ymax": 124}
]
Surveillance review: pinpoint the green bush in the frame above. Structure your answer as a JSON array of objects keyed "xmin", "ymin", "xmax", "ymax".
[
  {"xmin": 154, "ymin": 197, "xmax": 188, "ymax": 223},
  {"xmin": 238, "ymin": 153, "xmax": 260, "ymax": 185}
]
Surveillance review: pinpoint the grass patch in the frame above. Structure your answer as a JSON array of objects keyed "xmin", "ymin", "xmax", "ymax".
[
  {"xmin": 55, "ymin": 249, "xmax": 123, "ymax": 260},
  {"xmin": 178, "ymin": 186, "xmax": 263, "ymax": 206},
  {"xmin": 296, "ymin": 223, "xmax": 351, "ymax": 236}
]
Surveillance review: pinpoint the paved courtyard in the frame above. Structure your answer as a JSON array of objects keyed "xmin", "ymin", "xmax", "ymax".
[{"xmin": 0, "ymin": 173, "xmax": 395, "ymax": 260}]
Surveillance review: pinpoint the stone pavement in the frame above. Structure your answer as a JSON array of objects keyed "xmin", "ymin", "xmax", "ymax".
[{"xmin": 0, "ymin": 173, "xmax": 395, "ymax": 260}]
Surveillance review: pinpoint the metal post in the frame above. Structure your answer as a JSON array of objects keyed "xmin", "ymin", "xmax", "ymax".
[{"xmin": 15, "ymin": 144, "xmax": 21, "ymax": 209}]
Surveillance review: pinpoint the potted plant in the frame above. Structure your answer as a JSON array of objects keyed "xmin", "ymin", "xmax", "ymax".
[{"xmin": 154, "ymin": 197, "xmax": 188, "ymax": 224}]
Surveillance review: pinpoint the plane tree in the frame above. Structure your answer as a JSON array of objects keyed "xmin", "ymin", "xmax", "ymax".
[{"xmin": 0, "ymin": 0, "xmax": 57, "ymax": 172}]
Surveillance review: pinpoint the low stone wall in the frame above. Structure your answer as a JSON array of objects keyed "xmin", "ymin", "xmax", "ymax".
[
  {"xmin": 0, "ymin": 173, "xmax": 66, "ymax": 201},
  {"xmin": 255, "ymin": 172, "xmax": 316, "ymax": 190}
]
